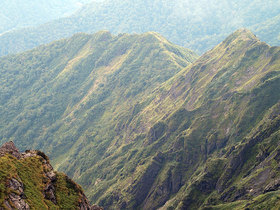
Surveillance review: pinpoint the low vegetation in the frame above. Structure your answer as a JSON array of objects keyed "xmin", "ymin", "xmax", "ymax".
[{"xmin": 0, "ymin": 29, "xmax": 279, "ymax": 209}]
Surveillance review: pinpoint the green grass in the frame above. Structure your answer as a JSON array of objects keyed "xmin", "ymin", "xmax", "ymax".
[
  {"xmin": 0, "ymin": 153, "xmax": 87, "ymax": 209},
  {"xmin": 0, "ymin": 29, "xmax": 280, "ymax": 209}
]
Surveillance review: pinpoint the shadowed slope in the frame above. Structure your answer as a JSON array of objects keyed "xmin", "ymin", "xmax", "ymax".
[{"xmin": 71, "ymin": 29, "xmax": 280, "ymax": 209}]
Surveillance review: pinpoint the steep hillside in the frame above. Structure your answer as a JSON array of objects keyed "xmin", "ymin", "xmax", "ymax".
[
  {"xmin": 0, "ymin": 0, "xmax": 93, "ymax": 34},
  {"xmin": 0, "ymin": 31, "xmax": 196, "ymax": 154},
  {"xmin": 104, "ymin": 29, "xmax": 279, "ymax": 209},
  {"xmin": 0, "ymin": 141, "xmax": 102, "ymax": 209},
  {"xmin": 62, "ymin": 29, "xmax": 279, "ymax": 209},
  {"xmin": 0, "ymin": 0, "xmax": 279, "ymax": 56},
  {"xmin": 0, "ymin": 28, "xmax": 279, "ymax": 209},
  {"xmin": 0, "ymin": 30, "xmax": 197, "ymax": 208}
]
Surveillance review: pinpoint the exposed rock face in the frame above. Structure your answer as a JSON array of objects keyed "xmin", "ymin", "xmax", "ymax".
[
  {"xmin": 23, "ymin": 150, "xmax": 59, "ymax": 205},
  {"xmin": 0, "ymin": 141, "xmax": 21, "ymax": 159},
  {"xmin": 79, "ymin": 194, "xmax": 96, "ymax": 210},
  {"xmin": 264, "ymin": 179, "xmax": 280, "ymax": 193},
  {"xmin": 216, "ymin": 118, "xmax": 280, "ymax": 195},
  {"xmin": 5, "ymin": 178, "xmax": 30, "ymax": 210},
  {"xmin": 0, "ymin": 142, "xmax": 103, "ymax": 210},
  {"xmin": 147, "ymin": 122, "xmax": 167, "ymax": 145}
]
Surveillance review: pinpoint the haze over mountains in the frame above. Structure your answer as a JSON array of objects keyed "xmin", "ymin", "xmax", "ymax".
[
  {"xmin": 0, "ymin": 1, "xmax": 280, "ymax": 209},
  {"xmin": 0, "ymin": 0, "xmax": 280, "ymax": 56},
  {"xmin": 0, "ymin": 0, "xmax": 93, "ymax": 34}
]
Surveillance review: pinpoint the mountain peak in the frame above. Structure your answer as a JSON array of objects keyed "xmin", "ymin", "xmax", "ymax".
[
  {"xmin": 203, "ymin": 28, "xmax": 264, "ymax": 60},
  {"xmin": 222, "ymin": 28, "xmax": 259, "ymax": 47},
  {"xmin": 233, "ymin": 28, "xmax": 258, "ymax": 40},
  {"xmin": 92, "ymin": 30, "xmax": 112, "ymax": 42},
  {"xmin": 138, "ymin": 31, "xmax": 169, "ymax": 44}
]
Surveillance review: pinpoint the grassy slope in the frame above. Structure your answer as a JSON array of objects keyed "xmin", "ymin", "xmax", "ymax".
[
  {"xmin": 77, "ymin": 29, "xmax": 280, "ymax": 209},
  {"xmin": 0, "ymin": 31, "xmax": 197, "ymax": 207},
  {"xmin": 0, "ymin": 30, "xmax": 196, "ymax": 150},
  {"xmin": 0, "ymin": 153, "xmax": 86, "ymax": 209},
  {"xmin": 0, "ymin": 28, "xmax": 279, "ymax": 209}
]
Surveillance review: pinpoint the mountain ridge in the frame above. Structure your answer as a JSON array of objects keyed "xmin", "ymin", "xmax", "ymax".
[
  {"xmin": 0, "ymin": 30, "xmax": 197, "ymax": 161},
  {"xmin": 0, "ymin": 29, "xmax": 279, "ymax": 209},
  {"xmin": 69, "ymin": 28, "xmax": 279, "ymax": 209}
]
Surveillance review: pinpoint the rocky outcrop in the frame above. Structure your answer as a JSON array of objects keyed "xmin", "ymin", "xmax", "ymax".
[
  {"xmin": 0, "ymin": 142, "xmax": 103, "ymax": 210},
  {"xmin": 4, "ymin": 178, "xmax": 30, "ymax": 210},
  {"xmin": 0, "ymin": 141, "xmax": 21, "ymax": 159},
  {"xmin": 79, "ymin": 193, "xmax": 98, "ymax": 210},
  {"xmin": 216, "ymin": 118, "xmax": 280, "ymax": 194},
  {"xmin": 147, "ymin": 122, "xmax": 167, "ymax": 145},
  {"xmin": 264, "ymin": 179, "xmax": 280, "ymax": 193},
  {"xmin": 127, "ymin": 152, "xmax": 164, "ymax": 208},
  {"xmin": 27, "ymin": 150, "xmax": 58, "ymax": 205}
]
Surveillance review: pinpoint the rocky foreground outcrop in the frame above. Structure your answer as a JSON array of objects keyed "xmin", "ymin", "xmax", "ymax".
[
  {"xmin": 0, "ymin": 141, "xmax": 22, "ymax": 159},
  {"xmin": 0, "ymin": 141, "xmax": 102, "ymax": 210}
]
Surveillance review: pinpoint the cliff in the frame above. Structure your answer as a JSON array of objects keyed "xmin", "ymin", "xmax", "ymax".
[{"xmin": 0, "ymin": 141, "xmax": 102, "ymax": 210}]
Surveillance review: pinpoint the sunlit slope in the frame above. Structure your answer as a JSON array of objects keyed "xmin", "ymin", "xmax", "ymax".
[
  {"xmin": 0, "ymin": 28, "xmax": 279, "ymax": 209},
  {"xmin": 67, "ymin": 29, "xmax": 280, "ymax": 209},
  {"xmin": 0, "ymin": 30, "xmax": 196, "ymax": 151}
]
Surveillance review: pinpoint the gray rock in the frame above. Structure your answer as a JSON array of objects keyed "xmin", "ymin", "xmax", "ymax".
[
  {"xmin": 44, "ymin": 183, "xmax": 57, "ymax": 204},
  {"xmin": 8, "ymin": 178, "xmax": 24, "ymax": 194},
  {"xmin": 0, "ymin": 141, "xmax": 21, "ymax": 159},
  {"xmin": 46, "ymin": 171, "xmax": 56, "ymax": 181},
  {"xmin": 8, "ymin": 193, "xmax": 30, "ymax": 210}
]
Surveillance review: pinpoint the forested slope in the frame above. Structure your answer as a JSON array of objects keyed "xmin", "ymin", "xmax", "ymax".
[{"xmin": 0, "ymin": 0, "xmax": 279, "ymax": 56}]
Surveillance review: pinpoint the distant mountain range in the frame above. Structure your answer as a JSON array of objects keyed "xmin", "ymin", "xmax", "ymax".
[
  {"xmin": 0, "ymin": 0, "xmax": 279, "ymax": 57},
  {"xmin": 0, "ymin": 28, "xmax": 279, "ymax": 209},
  {"xmin": 0, "ymin": 0, "xmax": 93, "ymax": 34}
]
